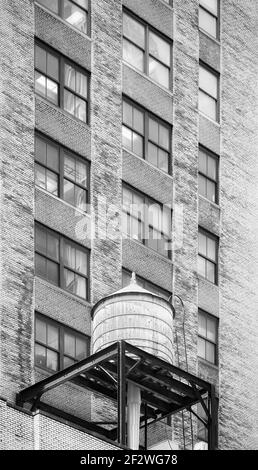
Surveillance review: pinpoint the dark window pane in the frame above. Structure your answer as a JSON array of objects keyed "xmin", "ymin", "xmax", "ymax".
[
  {"xmin": 133, "ymin": 108, "xmax": 144, "ymax": 134},
  {"xmin": 198, "ymin": 337, "xmax": 206, "ymax": 359},
  {"xmin": 64, "ymin": 332, "xmax": 76, "ymax": 357},
  {"xmin": 199, "ymin": 232, "xmax": 207, "ymax": 257},
  {"xmin": 206, "ymin": 260, "xmax": 215, "ymax": 283},
  {"xmin": 47, "ymin": 53, "xmax": 59, "ymax": 81},
  {"xmin": 207, "ymin": 155, "xmax": 217, "ymax": 180},
  {"xmin": 35, "ymin": 137, "xmax": 47, "ymax": 165},
  {"xmin": 35, "ymin": 46, "xmax": 46, "ymax": 73},
  {"xmin": 47, "ymin": 144, "xmax": 59, "ymax": 171},
  {"xmin": 207, "ymin": 316, "xmax": 216, "ymax": 342},
  {"xmin": 35, "ymin": 164, "xmax": 46, "ymax": 190},
  {"xmin": 64, "ymin": 154, "xmax": 76, "ymax": 180},
  {"xmin": 37, "ymin": 0, "xmax": 59, "ymax": 14},
  {"xmin": 199, "ymin": 174, "xmax": 207, "ymax": 198},
  {"xmin": 64, "ymin": 0, "xmax": 87, "ymax": 34},
  {"xmin": 206, "ymin": 341, "xmax": 215, "ymax": 363},
  {"xmin": 123, "ymin": 39, "xmax": 144, "ymax": 72},
  {"xmin": 159, "ymin": 124, "xmax": 169, "ymax": 150},
  {"xmin": 47, "ymin": 324, "xmax": 59, "ymax": 349},
  {"xmin": 47, "ymin": 349, "xmax": 58, "ymax": 371},
  {"xmin": 36, "ymin": 318, "xmax": 47, "ymax": 344},
  {"xmin": 46, "ymin": 259, "xmax": 59, "ymax": 285},
  {"xmin": 76, "ymin": 338, "xmax": 87, "ymax": 360},
  {"xmin": 36, "ymin": 226, "xmax": 47, "ymax": 254},
  {"xmin": 35, "ymin": 344, "xmax": 47, "ymax": 368},
  {"xmin": 149, "ymin": 58, "xmax": 169, "ymax": 88},
  {"xmin": 76, "ymin": 70, "xmax": 87, "ymax": 98},
  {"xmin": 64, "ymin": 242, "xmax": 76, "ymax": 269},
  {"xmin": 149, "ymin": 118, "xmax": 159, "ymax": 144},
  {"xmin": 198, "ymin": 312, "xmax": 206, "ymax": 337},
  {"xmin": 207, "ymin": 237, "xmax": 216, "ymax": 261},
  {"xmin": 123, "ymin": 101, "xmax": 133, "ymax": 127},
  {"xmin": 46, "ymin": 232, "xmax": 59, "ymax": 261},
  {"xmin": 199, "ymin": 149, "xmax": 207, "ymax": 174},
  {"xmin": 198, "ymin": 255, "xmax": 206, "ymax": 278},
  {"xmin": 147, "ymin": 142, "xmax": 158, "ymax": 167},
  {"xmin": 123, "ymin": 13, "xmax": 145, "ymax": 49},
  {"xmin": 149, "ymin": 32, "xmax": 170, "ymax": 66},
  {"xmin": 35, "ymin": 253, "xmax": 47, "ymax": 278},
  {"xmin": 76, "ymin": 249, "xmax": 87, "ymax": 275}
]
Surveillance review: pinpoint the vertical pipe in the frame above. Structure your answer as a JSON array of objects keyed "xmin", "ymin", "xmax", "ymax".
[
  {"xmin": 117, "ymin": 341, "xmax": 126, "ymax": 446},
  {"xmin": 127, "ymin": 382, "xmax": 141, "ymax": 450}
]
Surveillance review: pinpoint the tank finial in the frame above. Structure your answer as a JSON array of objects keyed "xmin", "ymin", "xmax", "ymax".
[{"xmin": 131, "ymin": 272, "xmax": 137, "ymax": 284}]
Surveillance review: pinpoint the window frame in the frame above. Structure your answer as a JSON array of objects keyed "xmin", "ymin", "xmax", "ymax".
[
  {"xmin": 122, "ymin": 96, "xmax": 172, "ymax": 174},
  {"xmin": 122, "ymin": 183, "xmax": 172, "ymax": 259},
  {"xmin": 199, "ymin": 62, "xmax": 220, "ymax": 123},
  {"xmin": 35, "ymin": 39, "xmax": 90, "ymax": 124},
  {"xmin": 122, "ymin": 8, "xmax": 173, "ymax": 90},
  {"xmin": 35, "ymin": 311, "xmax": 90, "ymax": 373},
  {"xmin": 198, "ymin": 309, "xmax": 218, "ymax": 366},
  {"xmin": 35, "ymin": 222, "xmax": 90, "ymax": 301},
  {"xmin": 35, "ymin": 132, "xmax": 90, "ymax": 212},
  {"xmin": 36, "ymin": 0, "xmax": 91, "ymax": 36},
  {"xmin": 198, "ymin": 145, "xmax": 219, "ymax": 205},
  {"xmin": 198, "ymin": 227, "xmax": 218, "ymax": 285},
  {"xmin": 122, "ymin": 268, "xmax": 171, "ymax": 299},
  {"xmin": 199, "ymin": 0, "xmax": 220, "ymax": 41}
]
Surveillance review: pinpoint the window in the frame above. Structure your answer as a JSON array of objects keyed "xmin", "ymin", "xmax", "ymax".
[
  {"xmin": 122, "ymin": 269, "xmax": 171, "ymax": 300},
  {"xmin": 123, "ymin": 11, "xmax": 171, "ymax": 89},
  {"xmin": 198, "ymin": 147, "xmax": 218, "ymax": 204},
  {"xmin": 122, "ymin": 185, "xmax": 172, "ymax": 259},
  {"xmin": 198, "ymin": 229, "xmax": 218, "ymax": 284},
  {"xmin": 35, "ymin": 223, "xmax": 89, "ymax": 300},
  {"xmin": 35, "ymin": 41, "xmax": 89, "ymax": 123},
  {"xmin": 199, "ymin": 0, "xmax": 219, "ymax": 39},
  {"xmin": 199, "ymin": 64, "xmax": 219, "ymax": 121},
  {"xmin": 197, "ymin": 399, "xmax": 208, "ymax": 442},
  {"xmin": 122, "ymin": 98, "xmax": 171, "ymax": 173},
  {"xmin": 35, "ymin": 313, "xmax": 89, "ymax": 372},
  {"xmin": 35, "ymin": 134, "xmax": 89, "ymax": 211},
  {"xmin": 37, "ymin": 0, "xmax": 89, "ymax": 35},
  {"xmin": 198, "ymin": 310, "xmax": 218, "ymax": 364}
]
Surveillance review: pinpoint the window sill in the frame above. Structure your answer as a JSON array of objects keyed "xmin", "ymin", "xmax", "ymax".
[
  {"xmin": 35, "ymin": 2, "xmax": 92, "ymax": 42},
  {"xmin": 35, "ymin": 94, "xmax": 91, "ymax": 129},
  {"xmin": 122, "ymin": 147, "xmax": 173, "ymax": 181},
  {"xmin": 198, "ymin": 357, "xmax": 219, "ymax": 371},
  {"xmin": 199, "ymin": 27, "xmax": 221, "ymax": 46},
  {"xmin": 197, "ymin": 274, "xmax": 218, "ymax": 288},
  {"xmin": 199, "ymin": 111, "xmax": 220, "ymax": 128},
  {"xmin": 199, "ymin": 194, "xmax": 220, "ymax": 211},
  {"xmin": 35, "ymin": 275, "xmax": 92, "ymax": 306},
  {"xmin": 35, "ymin": 185, "xmax": 92, "ymax": 218},
  {"xmin": 123, "ymin": 61, "xmax": 173, "ymax": 97}
]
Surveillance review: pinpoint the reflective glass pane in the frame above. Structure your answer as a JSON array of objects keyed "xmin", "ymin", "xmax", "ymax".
[
  {"xmin": 35, "ymin": 254, "xmax": 46, "ymax": 278},
  {"xmin": 199, "ymin": 8, "xmax": 217, "ymax": 38},
  {"xmin": 122, "ymin": 126, "xmax": 132, "ymax": 151},
  {"xmin": 76, "ymin": 338, "xmax": 87, "ymax": 360},
  {"xmin": 35, "ymin": 72, "xmax": 46, "ymax": 98},
  {"xmin": 64, "ymin": 154, "xmax": 76, "ymax": 180},
  {"xmin": 47, "ymin": 349, "xmax": 58, "ymax": 371},
  {"xmin": 76, "ymin": 70, "xmax": 87, "ymax": 98},
  {"xmin": 47, "ymin": 324, "xmax": 59, "ymax": 349},
  {"xmin": 199, "ymin": 232, "xmax": 207, "ymax": 256},
  {"xmin": 46, "ymin": 78, "xmax": 58, "ymax": 104},
  {"xmin": 47, "ymin": 232, "xmax": 59, "ymax": 261},
  {"xmin": 75, "ymin": 96, "xmax": 87, "ymax": 122},
  {"xmin": 206, "ymin": 342, "xmax": 215, "ymax": 363},
  {"xmin": 75, "ymin": 186, "xmax": 87, "ymax": 211},
  {"xmin": 199, "ymin": 90, "xmax": 217, "ymax": 121},
  {"xmin": 64, "ymin": 332, "xmax": 76, "ymax": 357},
  {"xmin": 35, "ymin": 164, "xmax": 46, "ymax": 190},
  {"xmin": 149, "ymin": 119, "xmax": 159, "ymax": 144},
  {"xmin": 123, "ymin": 101, "xmax": 133, "ymax": 127},
  {"xmin": 199, "ymin": 67, "xmax": 218, "ymax": 98},
  {"xmin": 64, "ymin": 356, "xmax": 76, "ymax": 368},
  {"xmin": 198, "ymin": 337, "xmax": 206, "ymax": 359},
  {"xmin": 46, "ymin": 170, "xmax": 58, "ymax": 195},
  {"xmin": 206, "ymin": 260, "xmax": 215, "ymax": 283},
  {"xmin": 123, "ymin": 39, "xmax": 144, "ymax": 72},
  {"xmin": 76, "ymin": 160, "xmax": 87, "ymax": 186},
  {"xmin": 65, "ymin": 64, "xmax": 76, "ymax": 91},
  {"xmin": 199, "ymin": 174, "xmax": 207, "ymax": 198},
  {"xmin": 36, "ymin": 318, "xmax": 47, "ymax": 344},
  {"xmin": 64, "ymin": 0, "xmax": 87, "ymax": 34},
  {"xmin": 35, "ymin": 344, "xmax": 47, "ymax": 368},
  {"xmin": 36, "ymin": 226, "xmax": 47, "ymax": 254},
  {"xmin": 200, "ymin": 0, "xmax": 218, "ymax": 16},
  {"xmin": 35, "ymin": 46, "xmax": 46, "ymax": 73},
  {"xmin": 198, "ymin": 255, "xmax": 206, "ymax": 278},
  {"xmin": 207, "ymin": 155, "xmax": 217, "ymax": 180},
  {"xmin": 149, "ymin": 58, "xmax": 169, "ymax": 88},
  {"xmin": 207, "ymin": 317, "xmax": 216, "ymax": 342},
  {"xmin": 207, "ymin": 237, "xmax": 216, "ymax": 261},
  {"xmin": 47, "ymin": 53, "xmax": 59, "ymax": 81},
  {"xmin": 38, "ymin": 0, "xmax": 59, "ymax": 13},
  {"xmin": 76, "ymin": 249, "xmax": 87, "ymax": 275},
  {"xmin": 64, "ymin": 269, "xmax": 75, "ymax": 292},
  {"xmin": 149, "ymin": 32, "xmax": 170, "ymax": 66},
  {"xmin": 123, "ymin": 13, "xmax": 145, "ymax": 49},
  {"xmin": 207, "ymin": 180, "xmax": 216, "ymax": 203},
  {"xmin": 35, "ymin": 137, "xmax": 47, "ymax": 165},
  {"xmin": 199, "ymin": 149, "xmax": 207, "ymax": 174},
  {"xmin": 46, "ymin": 259, "xmax": 59, "ymax": 285},
  {"xmin": 132, "ymin": 132, "xmax": 143, "ymax": 157},
  {"xmin": 148, "ymin": 142, "xmax": 158, "ymax": 167},
  {"xmin": 64, "ymin": 242, "xmax": 76, "ymax": 269},
  {"xmin": 47, "ymin": 144, "xmax": 59, "ymax": 171},
  {"xmin": 198, "ymin": 312, "xmax": 206, "ymax": 337},
  {"xmin": 64, "ymin": 90, "xmax": 75, "ymax": 116},
  {"xmin": 133, "ymin": 108, "xmax": 144, "ymax": 134},
  {"xmin": 64, "ymin": 179, "xmax": 75, "ymax": 206},
  {"xmin": 159, "ymin": 125, "xmax": 169, "ymax": 150},
  {"xmin": 75, "ymin": 275, "xmax": 87, "ymax": 298},
  {"xmin": 158, "ymin": 149, "xmax": 169, "ymax": 173}
]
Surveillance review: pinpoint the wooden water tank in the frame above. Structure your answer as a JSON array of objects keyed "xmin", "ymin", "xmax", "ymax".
[{"xmin": 91, "ymin": 275, "xmax": 174, "ymax": 364}]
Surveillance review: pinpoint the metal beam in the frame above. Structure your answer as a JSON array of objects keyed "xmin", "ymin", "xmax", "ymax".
[
  {"xmin": 117, "ymin": 341, "xmax": 126, "ymax": 446},
  {"xmin": 127, "ymin": 376, "xmax": 186, "ymax": 406},
  {"xmin": 208, "ymin": 385, "xmax": 218, "ymax": 450},
  {"xmin": 16, "ymin": 343, "xmax": 118, "ymax": 405}
]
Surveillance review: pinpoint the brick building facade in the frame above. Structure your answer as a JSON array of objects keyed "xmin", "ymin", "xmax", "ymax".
[{"xmin": 0, "ymin": 0, "xmax": 257, "ymax": 450}]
